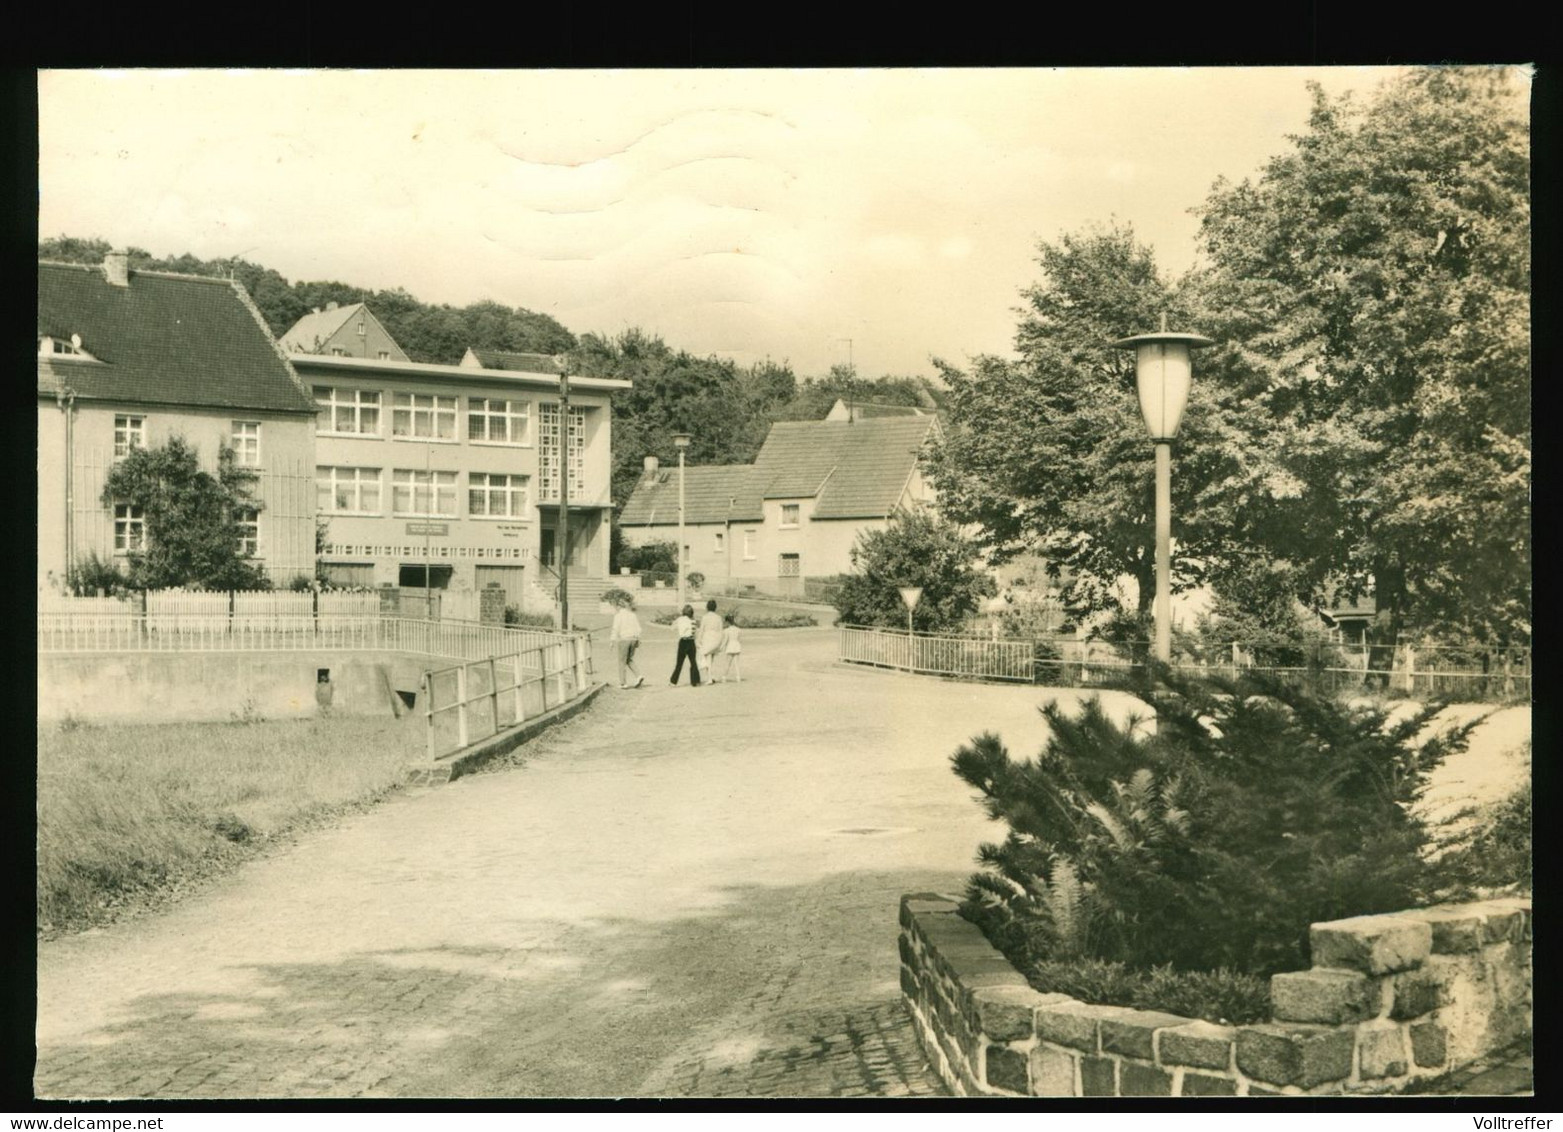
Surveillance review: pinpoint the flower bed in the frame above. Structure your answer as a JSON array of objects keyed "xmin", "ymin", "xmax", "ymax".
[{"xmin": 899, "ymin": 893, "xmax": 1531, "ymax": 1097}]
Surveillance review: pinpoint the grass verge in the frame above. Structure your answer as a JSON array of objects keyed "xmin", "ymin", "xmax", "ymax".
[{"xmin": 38, "ymin": 713, "xmax": 422, "ymax": 937}]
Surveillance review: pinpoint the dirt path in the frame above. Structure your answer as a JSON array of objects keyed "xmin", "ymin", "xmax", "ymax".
[{"xmin": 37, "ymin": 627, "xmax": 1145, "ymax": 1100}]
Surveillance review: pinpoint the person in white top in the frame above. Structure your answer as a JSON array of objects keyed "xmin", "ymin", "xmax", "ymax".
[
  {"xmin": 669, "ymin": 604, "xmax": 701, "ymax": 686},
  {"xmin": 608, "ymin": 599, "xmax": 645, "ymax": 688},
  {"xmin": 696, "ymin": 599, "xmax": 724, "ymax": 686},
  {"xmin": 715, "ymin": 613, "xmax": 742, "ymax": 683}
]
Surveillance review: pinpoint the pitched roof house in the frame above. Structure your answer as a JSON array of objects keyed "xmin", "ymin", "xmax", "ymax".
[
  {"xmin": 458, "ymin": 347, "xmax": 563, "ymax": 375},
  {"xmin": 619, "ymin": 416, "xmax": 940, "ymax": 598},
  {"xmin": 279, "ymin": 301, "xmax": 409, "ymax": 361},
  {"xmin": 38, "ymin": 254, "xmax": 319, "ymax": 588}
]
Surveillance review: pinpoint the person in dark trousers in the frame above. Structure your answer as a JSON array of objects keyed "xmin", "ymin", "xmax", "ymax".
[{"xmin": 670, "ymin": 604, "xmax": 701, "ymax": 686}]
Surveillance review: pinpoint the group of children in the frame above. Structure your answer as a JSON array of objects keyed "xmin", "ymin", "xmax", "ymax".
[{"xmin": 608, "ymin": 598, "xmax": 741, "ymax": 690}]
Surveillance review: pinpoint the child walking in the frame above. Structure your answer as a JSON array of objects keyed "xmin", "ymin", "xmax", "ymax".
[
  {"xmin": 669, "ymin": 604, "xmax": 701, "ymax": 686},
  {"xmin": 715, "ymin": 613, "xmax": 742, "ymax": 682}
]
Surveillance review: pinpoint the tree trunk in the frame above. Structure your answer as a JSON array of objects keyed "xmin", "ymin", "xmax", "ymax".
[{"xmin": 1367, "ymin": 559, "xmax": 1406, "ymax": 691}]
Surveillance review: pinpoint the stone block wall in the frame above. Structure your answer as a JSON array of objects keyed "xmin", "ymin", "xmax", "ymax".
[{"xmin": 899, "ymin": 893, "xmax": 1531, "ymax": 1097}]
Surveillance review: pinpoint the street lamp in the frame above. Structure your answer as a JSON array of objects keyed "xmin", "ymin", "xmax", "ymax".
[
  {"xmin": 673, "ymin": 433, "xmax": 691, "ymax": 610},
  {"xmin": 1110, "ymin": 319, "xmax": 1213, "ymax": 664}
]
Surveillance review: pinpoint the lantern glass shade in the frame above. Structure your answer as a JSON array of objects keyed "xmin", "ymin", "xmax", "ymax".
[
  {"xmin": 1111, "ymin": 331, "xmax": 1213, "ymax": 441},
  {"xmin": 672, "ymin": 432, "xmax": 691, "ymax": 449},
  {"xmin": 1136, "ymin": 341, "xmax": 1193, "ymax": 441}
]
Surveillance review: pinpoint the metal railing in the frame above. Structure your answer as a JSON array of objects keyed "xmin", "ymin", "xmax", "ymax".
[
  {"xmin": 38, "ymin": 609, "xmax": 572, "ymax": 662},
  {"xmin": 421, "ymin": 633, "xmax": 593, "ymax": 759},
  {"xmin": 838, "ymin": 625, "xmax": 1034, "ymax": 682},
  {"xmin": 839, "ymin": 625, "xmax": 1531, "ymax": 701}
]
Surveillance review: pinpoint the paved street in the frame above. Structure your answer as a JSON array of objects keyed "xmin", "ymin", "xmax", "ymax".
[{"xmin": 38, "ymin": 625, "xmax": 1144, "ymax": 1100}]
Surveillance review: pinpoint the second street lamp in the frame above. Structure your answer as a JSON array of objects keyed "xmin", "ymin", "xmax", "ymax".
[
  {"xmin": 673, "ymin": 433, "xmax": 691, "ymax": 611},
  {"xmin": 1110, "ymin": 320, "xmax": 1213, "ymax": 665}
]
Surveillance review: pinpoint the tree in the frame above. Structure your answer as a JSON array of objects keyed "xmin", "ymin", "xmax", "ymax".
[
  {"xmin": 924, "ymin": 223, "xmax": 1253, "ymax": 624},
  {"xmin": 101, "ymin": 437, "xmax": 272, "ymax": 591},
  {"xmin": 1193, "ymin": 67, "xmax": 1530, "ymax": 649},
  {"xmin": 833, "ymin": 508, "xmax": 995, "ymax": 632}
]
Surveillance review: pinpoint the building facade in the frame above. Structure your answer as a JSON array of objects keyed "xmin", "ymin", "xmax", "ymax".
[
  {"xmin": 619, "ymin": 416, "xmax": 941, "ymax": 598},
  {"xmin": 279, "ymin": 302, "xmax": 409, "ymax": 361},
  {"xmin": 38, "ymin": 255, "xmax": 318, "ymax": 590},
  {"xmin": 288, "ymin": 344, "xmax": 629, "ymax": 615}
]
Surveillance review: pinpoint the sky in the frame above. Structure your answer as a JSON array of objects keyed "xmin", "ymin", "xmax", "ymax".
[{"xmin": 39, "ymin": 67, "xmax": 1410, "ymax": 379}]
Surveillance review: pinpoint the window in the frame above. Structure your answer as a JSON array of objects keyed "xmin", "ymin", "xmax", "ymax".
[
  {"xmin": 331, "ymin": 346, "xmax": 347, "ymax": 356},
  {"xmin": 392, "ymin": 469, "xmax": 457, "ymax": 517},
  {"xmin": 743, "ymin": 529, "xmax": 757, "ymax": 559},
  {"xmin": 231, "ymin": 421, "xmax": 261, "ymax": 466},
  {"xmin": 236, "ymin": 508, "xmax": 260, "ymax": 556},
  {"xmin": 377, "ymin": 350, "xmax": 390, "ymax": 360},
  {"xmin": 316, "ymin": 466, "xmax": 382, "ymax": 514},
  {"xmin": 778, "ymin": 553, "xmax": 801, "ymax": 577},
  {"xmin": 468, "ymin": 398, "xmax": 530, "ymax": 445},
  {"xmin": 113, "ymin": 503, "xmax": 145, "ymax": 553},
  {"xmin": 713, "ymin": 531, "xmax": 725, "ymax": 553},
  {"xmin": 392, "ymin": 392, "xmax": 457, "ymax": 440},
  {"xmin": 537, "ymin": 403, "xmax": 587, "ymax": 501},
  {"xmin": 315, "ymin": 387, "xmax": 381, "ymax": 435},
  {"xmin": 357, "ymin": 318, "xmax": 367, "ymax": 337},
  {"xmin": 780, "ymin": 503, "xmax": 800, "ymax": 527},
  {"xmin": 468, "ymin": 472, "xmax": 529, "ymax": 518},
  {"xmin": 113, "ymin": 415, "xmax": 145, "ymax": 458}
]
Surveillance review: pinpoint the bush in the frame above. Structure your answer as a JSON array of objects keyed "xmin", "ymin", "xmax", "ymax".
[
  {"xmin": 600, "ymin": 587, "xmax": 635, "ymax": 609},
  {"xmin": 651, "ymin": 606, "xmax": 816, "ymax": 629},
  {"xmin": 953, "ymin": 668, "xmax": 1476, "ymax": 979},
  {"xmin": 834, "ymin": 507, "xmax": 995, "ymax": 632},
  {"xmin": 619, "ymin": 540, "xmax": 677, "ymax": 575},
  {"xmin": 504, "ymin": 606, "xmax": 557, "ymax": 629},
  {"xmin": 1428, "ymin": 772, "xmax": 1531, "ymax": 898},
  {"xmin": 686, "ymin": 571, "xmax": 705, "ymax": 592},
  {"xmin": 1024, "ymin": 958, "xmax": 1270, "ymax": 1026},
  {"xmin": 65, "ymin": 551, "xmax": 132, "ymax": 597}
]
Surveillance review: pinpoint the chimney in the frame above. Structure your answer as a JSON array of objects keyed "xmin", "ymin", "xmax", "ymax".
[
  {"xmin": 104, "ymin": 249, "xmax": 130, "ymax": 287},
  {"xmin": 643, "ymin": 455, "xmax": 660, "ymax": 475},
  {"xmin": 325, "ymin": 301, "xmax": 339, "ymax": 311}
]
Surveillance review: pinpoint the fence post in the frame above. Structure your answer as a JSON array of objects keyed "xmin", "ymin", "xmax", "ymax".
[
  {"xmin": 1230, "ymin": 641, "xmax": 1239, "ymax": 677},
  {"xmin": 456, "ymin": 663, "xmax": 470, "ymax": 750},
  {"xmin": 422, "ymin": 673, "xmax": 434, "ymax": 762},
  {"xmin": 1402, "ymin": 644, "xmax": 1417, "ymax": 694},
  {"xmin": 555, "ymin": 640, "xmax": 567, "ymax": 704},
  {"xmin": 514, "ymin": 651, "xmax": 527, "ymax": 724},
  {"xmin": 573, "ymin": 633, "xmax": 588, "ymax": 692},
  {"xmin": 1503, "ymin": 651, "xmax": 1515, "ymax": 698},
  {"xmin": 488, "ymin": 656, "xmax": 500, "ymax": 734}
]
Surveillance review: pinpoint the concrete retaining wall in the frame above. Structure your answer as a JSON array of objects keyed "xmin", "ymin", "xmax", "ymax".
[
  {"xmin": 899, "ymin": 893, "xmax": 1531, "ymax": 1097},
  {"xmin": 38, "ymin": 651, "xmax": 433, "ymax": 723}
]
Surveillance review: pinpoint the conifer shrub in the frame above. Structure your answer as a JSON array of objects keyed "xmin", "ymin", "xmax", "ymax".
[{"xmin": 952, "ymin": 668, "xmax": 1476, "ymax": 983}]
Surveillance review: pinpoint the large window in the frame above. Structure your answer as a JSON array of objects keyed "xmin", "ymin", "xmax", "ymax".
[
  {"xmin": 392, "ymin": 392, "xmax": 457, "ymax": 441},
  {"xmin": 113, "ymin": 415, "xmax": 145, "ymax": 458},
  {"xmin": 743, "ymin": 529, "xmax": 757, "ymax": 560},
  {"xmin": 236, "ymin": 508, "xmax": 260, "ymax": 556},
  {"xmin": 468, "ymin": 398, "xmax": 530, "ymax": 445},
  {"xmin": 468, "ymin": 472, "xmax": 529, "ymax": 518},
  {"xmin": 537, "ymin": 403, "xmax": 586, "ymax": 501},
  {"xmin": 315, "ymin": 387, "xmax": 381, "ymax": 435},
  {"xmin": 317, "ymin": 466, "xmax": 382, "ymax": 514},
  {"xmin": 231, "ymin": 421, "xmax": 261, "ymax": 466},
  {"xmin": 113, "ymin": 503, "xmax": 145, "ymax": 553},
  {"xmin": 392, "ymin": 469, "xmax": 457, "ymax": 517},
  {"xmin": 780, "ymin": 503, "xmax": 800, "ymax": 527}
]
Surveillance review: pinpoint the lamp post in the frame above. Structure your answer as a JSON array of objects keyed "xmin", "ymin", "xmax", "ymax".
[
  {"xmin": 1110, "ymin": 319, "xmax": 1212, "ymax": 664},
  {"xmin": 673, "ymin": 433, "xmax": 691, "ymax": 610}
]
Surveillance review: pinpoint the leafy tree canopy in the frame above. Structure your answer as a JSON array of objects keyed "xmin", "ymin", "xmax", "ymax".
[
  {"xmin": 1193, "ymin": 66, "xmax": 1530, "ymax": 645},
  {"xmin": 100, "ymin": 436, "xmax": 272, "ymax": 591},
  {"xmin": 833, "ymin": 507, "xmax": 995, "ymax": 632}
]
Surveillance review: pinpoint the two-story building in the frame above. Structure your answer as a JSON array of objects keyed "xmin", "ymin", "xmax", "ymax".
[
  {"xmin": 38, "ymin": 253, "xmax": 318, "ymax": 589},
  {"xmin": 619, "ymin": 415, "xmax": 941, "ymax": 598},
  {"xmin": 279, "ymin": 301, "xmax": 409, "ymax": 361},
  {"xmin": 282, "ymin": 314, "xmax": 630, "ymax": 615}
]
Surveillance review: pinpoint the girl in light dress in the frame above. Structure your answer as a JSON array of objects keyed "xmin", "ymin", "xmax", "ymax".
[{"xmin": 714, "ymin": 613, "xmax": 742, "ymax": 683}]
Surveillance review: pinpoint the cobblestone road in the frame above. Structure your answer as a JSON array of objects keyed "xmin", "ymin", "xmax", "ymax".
[{"xmin": 39, "ymin": 626, "xmax": 1144, "ymax": 1100}]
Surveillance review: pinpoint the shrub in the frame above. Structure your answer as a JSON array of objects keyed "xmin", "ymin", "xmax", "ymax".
[
  {"xmin": 66, "ymin": 551, "xmax": 131, "ymax": 597},
  {"xmin": 651, "ymin": 606, "xmax": 816, "ymax": 629},
  {"xmin": 686, "ymin": 571, "xmax": 705, "ymax": 592},
  {"xmin": 504, "ymin": 606, "xmax": 558, "ymax": 629},
  {"xmin": 619, "ymin": 540, "xmax": 677, "ymax": 575},
  {"xmin": 834, "ymin": 507, "xmax": 995, "ymax": 632},
  {"xmin": 1024, "ymin": 958, "xmax": 1270, "ymax": 1026},
  {"xmin": 600, "ymin": 587, "xmax": 635, "ymax": 609},
  {"xmin": 953, "ymin": 668, "xmax": 1476, "ymax": 978},
  {"xmin": 1427, "ymin": 770, "xmax": 1531, "ymax": 898}
]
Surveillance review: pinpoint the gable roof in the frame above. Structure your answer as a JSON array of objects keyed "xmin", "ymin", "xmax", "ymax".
[
  {"xmin": 463, "ymin": 347, "xmax": 564, "ymax": 375},
  {"xmin": 754, "ymin": 417, "xmax": 938, "ymax": 518},
  {"xmin": 619, "ymin": 465, "xmax": 764, "ymax": 526},
  {"xmin": 37, "ymin": 262, "xmax": 315, "ymax": 414},
  {"xmin": 278, "ymin": 302, "xmax": 410, "ymax": 360},
  {"xmin": 825, "ymin": 398, "xmax": 930, "ymax": 421}
]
